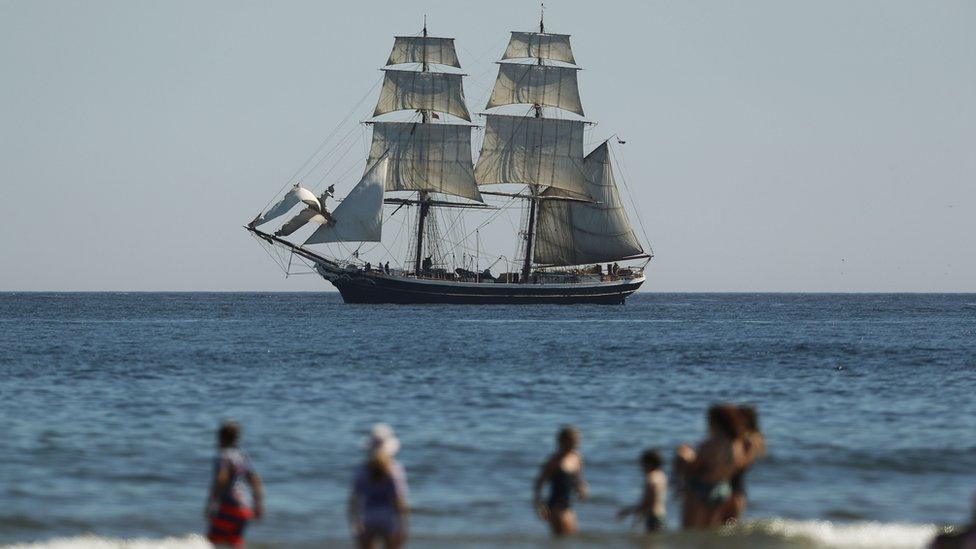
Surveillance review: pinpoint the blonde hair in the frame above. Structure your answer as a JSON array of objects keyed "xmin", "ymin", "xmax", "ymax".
[{"xmin": 367, "ymin": 450, "xmax": 393, "ymax": 481}]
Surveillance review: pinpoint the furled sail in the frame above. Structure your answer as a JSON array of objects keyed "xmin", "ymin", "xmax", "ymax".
[
  {"xmin": 367, "ymin": 121, "xmax": 482, "ymax": 202},
  {"xmin": 253, "ymin": 185, "xmax": 320, "ymax": 226},
  {"xmin": 305, "ymin": 157, "xmax": 389, "ymax": 244},
  {"xmin": 474, "ymin": 114, "xmax": 587, "ymax": 197},
  {"xmin": 275, "ymin": 208, "xmax": 330, "ymax": 237},
  {"xmin": 387, "ymin": 36, "xmax": 460, "ymax": 68},
  {"xmin": 486, "ymin": 64, "xmax": 583, "ymax": 116},
  {"xmin": 373, "ymin": 70, "xmax": 471, "ymax": 121},
  {"xmin": 533, "ymin": 142, "xmax": 644, "ymax": 266},
  {"xmin": 502, "ymin": 32, "xmax": 575, "ymax": 65}
]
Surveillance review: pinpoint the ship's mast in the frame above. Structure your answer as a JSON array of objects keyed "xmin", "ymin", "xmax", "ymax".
[
  {"xmin": 520, "ymin": 8, "xmax": 545, "ymax": 283},
  {"xmin": 414, "ymin": 17, "xmax": 431, "ymax": 276}
]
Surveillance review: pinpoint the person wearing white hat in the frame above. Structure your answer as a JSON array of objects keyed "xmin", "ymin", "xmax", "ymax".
[{"xmin": 348, "ymin": 424, "xmax": 409, "ymax": 548}]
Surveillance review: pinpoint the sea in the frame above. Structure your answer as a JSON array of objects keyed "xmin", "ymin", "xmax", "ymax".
[{"xmin": 1, "ymin": 293, "xmax": 974, "ymax": 548}]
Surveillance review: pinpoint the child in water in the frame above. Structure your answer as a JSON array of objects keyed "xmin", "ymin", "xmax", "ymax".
[
  {"xmin": 205, "ymin": 421, "xmax": 264, "ymax": 548},
  {"xmin": 617, "ymin": 449, "xmax": 668, "ymax": 533},
  {"xmin": 533, "ymin": 426, "xmax": 589, "ymax": 536}
]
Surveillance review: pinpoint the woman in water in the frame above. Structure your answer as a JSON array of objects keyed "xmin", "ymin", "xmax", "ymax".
[
  {"xmin": 348, "ymin": 424, "xmax": 409, "ymax": 549},
  {"xmin": 674, "ymin": 404, "xmax": 750, "ymax": 529},
  {"xmin": 724, "ymin": 405, "xmax": 766, "ymax": 524},
  {"xmin": 205, "ymin": 421, "xmax": 264, "ymax": 548},
  {"xmin": 533, "ymin": 426, "xmax": 589, "ymax": 536}
]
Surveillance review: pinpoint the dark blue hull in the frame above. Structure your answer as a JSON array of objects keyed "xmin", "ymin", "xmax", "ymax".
[
  {"xmin": 318, "ymin": 265, "xmax": 644, "ymax": 305},
  {"xmin": 247, "ymin": 226, "xmax": 645, "ymax": 304}
]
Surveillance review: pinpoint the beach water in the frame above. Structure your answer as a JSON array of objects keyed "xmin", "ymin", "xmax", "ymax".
[{"xmin": 1, "ymin": 293, "xmax": 973, "ymax": 548}]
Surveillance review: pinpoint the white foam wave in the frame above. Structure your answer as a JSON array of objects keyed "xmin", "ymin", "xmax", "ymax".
[
  {"xmin": 745, "ymin": 518, "xmax": 940, "ymax": 548},
  {"xmin": 0, "ymin": 521, "xmax": 943, "ymax": 548},
  {"xmin": 1, "ymin": 534, "xmax": 211, "ymax": 549}
]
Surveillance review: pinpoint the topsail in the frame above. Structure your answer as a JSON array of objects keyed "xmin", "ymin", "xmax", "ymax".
[
  {"xmin": 373, "ymin": 70, "xmax": 471, "ymax": 121},
  {"xmin": 486, "ymin": 64, "xmax": 583, "ymax": 116}
]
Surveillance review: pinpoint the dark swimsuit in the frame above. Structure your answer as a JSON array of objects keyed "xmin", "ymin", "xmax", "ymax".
[
  {"xmin": 547, "ymin": 468, "xmax": 578, "ymax": 509},
  {"xmin": 730, "ymin": 470, "xmax": 746, "ymax": 495}
]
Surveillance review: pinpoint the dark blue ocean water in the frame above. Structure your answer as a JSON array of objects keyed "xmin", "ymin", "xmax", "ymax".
[{"xmin": 1, "ymin": 293, "xmax": 974, "ymax": 548}]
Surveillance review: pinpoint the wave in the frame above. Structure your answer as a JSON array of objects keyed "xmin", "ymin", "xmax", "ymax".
[
  {"xmin": 0, "ymin": 520, "xmax": 943, "ymax": 548},
  {"xmin": 739, "ymin": 518, "xmax": 939, "ymax": 548}
]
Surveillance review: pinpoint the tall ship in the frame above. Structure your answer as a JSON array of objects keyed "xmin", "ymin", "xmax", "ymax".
[{"xmin": 246, "ymin": 13, "xmax": 653, "ymax": 304}]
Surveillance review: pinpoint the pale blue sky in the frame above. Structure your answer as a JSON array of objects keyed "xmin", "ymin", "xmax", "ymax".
[{"xmin": 1, "ymin": 0, "xmax": 973, "ymax": 291}]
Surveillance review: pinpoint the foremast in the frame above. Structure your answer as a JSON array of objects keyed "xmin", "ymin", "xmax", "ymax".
[
  {"xmin": 368, "ymin": 20, "xmax": 483, "ymax": 275},
  {"xmin": 414, "ymin": 20, "xmax": 432, "ymax": 276}
]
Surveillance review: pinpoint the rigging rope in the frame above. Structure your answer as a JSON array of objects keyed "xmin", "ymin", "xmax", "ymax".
[
  {"xmin": 608, "ymin": 142, "xmax": 654, "ymax": 258},
  {"xmin": 259, "ymin": 74, "xmax": 383, "ymax": 213}
]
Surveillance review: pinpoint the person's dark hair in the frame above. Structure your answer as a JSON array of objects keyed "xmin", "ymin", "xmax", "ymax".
[
  {"xmin": 557, "ymin": 426, "xmax": 580, "ymax": 450},
  {"xmin": 640, "ymin": 449, "xmax": 663, "ymax": 470},
  {"xmin": 708, "ymin": 403, "xmax": 747, "ymax": 440},
  {"xmin": 218, "ymin": 421, "xmax": 240, "ymax": 448},
  {"xmin": 738, "ymin": 405, "xmax": 759, "ymax": 433}
]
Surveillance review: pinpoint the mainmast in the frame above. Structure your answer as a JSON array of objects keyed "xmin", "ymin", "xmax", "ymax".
[
  {"xmin": 473, "ymin": 5, "xmax": 588, "ymax": 283},
  {"xmin": 367, "ymin": 20, "xmax": 482, "ymax": 276},
  {"xmin": 414, "ymin": 18, "xmax": 431, "ymax": 276}
]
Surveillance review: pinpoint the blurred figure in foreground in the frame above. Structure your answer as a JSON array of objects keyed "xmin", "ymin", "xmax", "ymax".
[
  {"xmin": 929, "ymin": 492, "xmax": 976, "ymax": 549},
  {"xmin": 205, "ymin": 421, "xmax": 264, "ymax": 548},
  {"xmin": 617, "ymin": 449, "xmax": 668, "ymax": 533},
  {"xmin": 348, "ymin": 424, "xmax": 409, "ymax": 549},
  {"xmin": 674, "ymin": 404, "xmax": 752, "ymax": 529},
  {"xmin": 533, "ymin": 426, "xmax": 589, "ymax": 536},
  {"xmin": 723, "ymin": 405, "xmax": 766, "ymax": 524}
]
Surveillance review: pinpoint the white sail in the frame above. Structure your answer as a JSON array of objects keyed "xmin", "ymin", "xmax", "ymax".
[
  {"xmin": 373, "ymin": 70, "xmax": 471, "ymax": 121},
  {"xmin": 305, "ymin": 157, "xmax": 389, "ymax": 244},
  {"xmin": 387, "ymin": 36, "xmax": 460, "ymax": 68},
  {"xmin": 486, "ymin": 63, "xmax": 583, "ymax": 116},
  {"xmin": 533, "ymin": 142, "xmax": 644, "ymax": 266},
  {"xmin": 367, "ymin": 121, "xmax": 482, "ymax": 202},
  {"xmin": 474, "ymin": 114, "xmax": 587, "ymax": 197},
  {"xmin": 254, "ymin": 185, "xmax": 320, "ymax": 226},
  {"xmin": 502, "ymin": 32, "xmax": 575, "ymax": 65}
]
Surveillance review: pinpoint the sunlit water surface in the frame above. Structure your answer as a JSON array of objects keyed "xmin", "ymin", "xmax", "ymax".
[{"xmin": 1, "ymin": 293, "xmax": 974, "ymax": 548}]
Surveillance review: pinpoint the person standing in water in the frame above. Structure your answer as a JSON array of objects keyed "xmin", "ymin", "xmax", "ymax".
[
  {"xmin": 724, "ymin": 405, "xmax": 765, "ymax": 524},
  {"xmin": 348, "ymin": 424, "xmax": 409, "ymax": 549},
  {"xmin": 533, "ymin": 426, "xmax": 589, "ymax": 536},
  {"xmin": 617, "ymin": 449, "xmax": 668, "ymax": 533},
  {"xmin": 674, "ymin": 404, "xmax": 750, "ymax": 529},
  {"xmin": 205, "ymin": 421, "xmax": 264, "ymax": 548}
]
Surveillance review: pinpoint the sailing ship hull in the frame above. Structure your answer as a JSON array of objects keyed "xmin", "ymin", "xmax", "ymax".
[{"xmin": 316, "ymin": 264, "xmax": 644, "ymax": 305}]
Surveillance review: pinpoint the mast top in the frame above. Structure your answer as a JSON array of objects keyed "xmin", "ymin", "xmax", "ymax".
[
  {"xmin": 423, "ymin": 15, "xmax": 428, "ymax": 37},
  {"xmin": 540, "ymin": 2, "xmax": 545, "ymax": 33}
]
